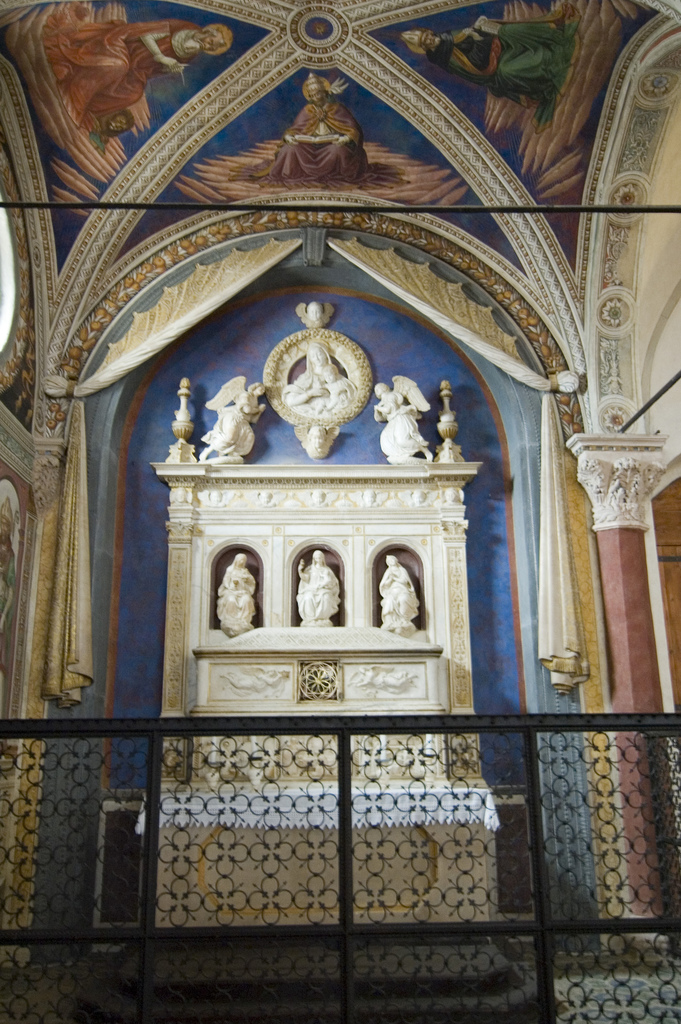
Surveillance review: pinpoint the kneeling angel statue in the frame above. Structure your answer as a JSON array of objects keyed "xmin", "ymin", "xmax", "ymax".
[
  {"xmin": 374, "ymin": 376, "xmax": 433, "ymax": 464},
  {"xmin": 199, "ymin": 377, "xmax": 266, "ymax": 464}
]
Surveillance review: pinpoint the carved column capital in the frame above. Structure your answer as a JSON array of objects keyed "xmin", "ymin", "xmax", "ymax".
[
  {"xmin": 567, "ymin": 434, "xmax": 666, "ymax": 531},
  {"xmin": 32, "ymin": 438, "xmax": 67, "ymax": 518}
]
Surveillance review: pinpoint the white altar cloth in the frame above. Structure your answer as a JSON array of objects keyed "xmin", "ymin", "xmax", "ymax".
[{"xmin": 137, "ymin": 783, "xmax": 500, "ymax": 834}]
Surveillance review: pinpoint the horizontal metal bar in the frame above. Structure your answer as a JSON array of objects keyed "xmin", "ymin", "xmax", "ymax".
[
  {"xmin": 2, "ymin": 712, "xmax": 681, "ymax": 738},
  {"xmin": 6, "ymin": 917, "xmax": 681, "ymax": 946},
  {"xmin": 2, "ymin": 200, "xmax": 681, "ymax": 215},
  {"xmin": 1, "ymin": 924, "xmax": 541, "ymax": 944},
  {"xmin": 0, "ymin": 928, "xmax": 143, "ymax": 943}
]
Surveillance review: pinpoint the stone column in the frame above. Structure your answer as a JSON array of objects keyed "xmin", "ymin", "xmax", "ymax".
[{"xmin": 566, "ymin": 435, "xmax": 666, "ymax": 713}]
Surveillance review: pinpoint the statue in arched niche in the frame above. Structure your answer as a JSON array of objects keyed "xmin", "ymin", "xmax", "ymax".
[
  {"xmin": 379, "ymin": 555, "xmax": 420, "ymax": 637},
  {"xmin": 297, "ymin": 550, "xmax": 340, "ymax": 627},
  {"xmin": 217, "ymin": 553, "xmax": 256, "ymax": 637}
]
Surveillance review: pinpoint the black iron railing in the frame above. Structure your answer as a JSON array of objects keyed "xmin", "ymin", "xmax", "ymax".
[{"xmin": 1, "ymin": 713, "xmax": 681, "ymax": 1023}]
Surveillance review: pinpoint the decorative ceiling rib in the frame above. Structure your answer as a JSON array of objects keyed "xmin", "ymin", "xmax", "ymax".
[{"xmin": 39, "ymin": 0, "xmax": 589, "ymax": 381}]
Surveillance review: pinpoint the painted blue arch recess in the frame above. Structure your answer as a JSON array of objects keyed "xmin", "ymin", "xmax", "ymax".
[{"xmin": 112, "ymin": 289, "xmax": 527, "ymax": 718}]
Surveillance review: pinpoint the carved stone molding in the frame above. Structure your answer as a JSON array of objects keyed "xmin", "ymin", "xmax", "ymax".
[
  {"xmin": 602, "ymin": 223, "xmax": 630, "ymax": 289},
  {"xmin": 597, "ymin": 291, "xmax": 633, "ymax": 332},
  {"xmin": 32, "ymin": 452, "xmax": 62, "ymax": 517},
  {"xmin": 161, "ymin": 545, "xmax": 192, "ymax": 716},
  {"xmin": 446, "ymin": 544, "xmax": 473, "ymax": 710},
  {"xmin": 166, "ymin": 521, "xmax": 195, "ymax": 543},
  {"xmin": 567, "ymin": 435, "xmax": 667, "ymax": 532},
  {"xmin": 599, "ymin": 338, "xmax": 623, "ymax": 396}
]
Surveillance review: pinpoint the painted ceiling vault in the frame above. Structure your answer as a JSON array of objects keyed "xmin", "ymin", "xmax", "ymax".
[{"xmin": 0, "ymin": 0, "xmax": 679, "ymax": 446}]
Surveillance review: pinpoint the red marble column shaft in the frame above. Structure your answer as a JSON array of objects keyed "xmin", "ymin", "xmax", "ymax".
[{"xmin": 595, "ymin": 527, "xmax": 663, "ymax": 713}]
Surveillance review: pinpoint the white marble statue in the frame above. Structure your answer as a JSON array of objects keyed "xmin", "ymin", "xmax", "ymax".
[
  {"xmin": 199, "ymin": 376, "xmax": 265, "ymax": 464},
  {"xmin": 379, "ymin": 555, "xmax": 420, "ymax": 637},
  {"xmin": 297, "ymin": 550, "xmax": 340, "ymax": 627},
  {"xmin": 373, "ymin": 376, "xmax": 433, "ymax": 464},
  {"xmin": 217, "ymin": 553, "xmax": 256, "ymax": 636},
  {"xmin": 282, "ymin": 340, "xmax": 356, "ymax": 417}
]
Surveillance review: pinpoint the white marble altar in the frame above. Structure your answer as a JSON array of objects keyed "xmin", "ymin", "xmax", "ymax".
[{"xmin": 152, "ymin": 462, "xmax": 479, "ymax": 717}]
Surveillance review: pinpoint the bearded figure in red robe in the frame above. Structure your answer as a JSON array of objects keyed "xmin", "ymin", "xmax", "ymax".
[
  {"xmin": 259, "ymin": 73, "xmax": 369, "ymax": 185},
  {"xmin": 42, "ymin": 4, "xmax": 232, "ymax": 131}
]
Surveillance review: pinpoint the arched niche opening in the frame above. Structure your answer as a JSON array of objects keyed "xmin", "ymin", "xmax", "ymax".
[
  {"xmin": 210, "ymin": 544, "xmax": 264, "ymax": 631},
  {"xmin": 372, "ymin": 546, "xmax": 424, "ymax": 632},
  {"xmin": 291, "ymin": 544, "xmax": 345, "ymax": 627},
  {"xmin": 89, "ymin": 238, "xmax": 543, "ymax": 718},
  {"xmin": 0, "ymin": 186, "xmax": 17, "ymax": 361}
]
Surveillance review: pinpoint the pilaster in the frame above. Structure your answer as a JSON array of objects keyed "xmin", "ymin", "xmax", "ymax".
[
  {"xmin": 567, "ymin": 435, "xmax": 667, "ymax": 712},
  {"xmin": 161, "ymin": 487, "xmax": 195, "ymax": 717}
]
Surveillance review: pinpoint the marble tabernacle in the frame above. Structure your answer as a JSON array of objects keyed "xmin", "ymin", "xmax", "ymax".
[{"xmin": 152, "ymin": 462, "xmax": 480, "ymax": 716}]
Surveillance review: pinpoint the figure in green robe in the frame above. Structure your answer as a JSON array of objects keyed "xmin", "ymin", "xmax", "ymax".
[{"xmin": 402, "ymin": 3, "xmax": 580, "ymax": 131}]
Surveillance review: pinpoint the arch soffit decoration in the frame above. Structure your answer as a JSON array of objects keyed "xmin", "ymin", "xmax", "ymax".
[
  {"xmin": 49, "ymin": 216, "xmax": 583, "ymax": 439},
  {"xmin": 580, "ymin": 22, "xmax": 681, "ymax": 434},
  {"xmin": 0, "ymin": 1, "xmax": 590, "ymax": 388},
  {"xmin": 576, "ymin": 11, "xmax": 669, "ymax": 299},
  {"xmin": 0, "ymin": 117, "xmax": 34, "ymax": 424}
]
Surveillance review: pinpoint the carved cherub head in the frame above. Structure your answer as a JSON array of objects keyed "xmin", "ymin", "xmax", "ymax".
[
  {"xmin": 296, "ymin": 301, "xmax": 334, "ymax": 329},
  {"xmin": 294, "ymin": 424, "xmax": 339, "ymax": 459}
]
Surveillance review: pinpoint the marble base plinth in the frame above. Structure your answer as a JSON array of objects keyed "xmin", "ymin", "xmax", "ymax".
[{"xmin": 192, "ymin": 626, "xmax": 446, "ymax": 714}]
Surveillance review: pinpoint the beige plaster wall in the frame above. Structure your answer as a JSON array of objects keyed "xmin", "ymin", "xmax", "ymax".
[{"xmin": 635, "ymin": 103, "xmax": 681, "ymax": 469}]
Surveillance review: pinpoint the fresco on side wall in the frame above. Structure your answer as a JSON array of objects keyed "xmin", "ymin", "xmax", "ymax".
[
  {"xmin": 176, "ymin": 70, "xmax": 471, "ymax": 207},
  {"xmin": 0, "ymin": 473, "xmax": 28, "ymax": 717},
  {"xmin": 110, "ymin": 290, "xmax": 523, "ymax": 718}
]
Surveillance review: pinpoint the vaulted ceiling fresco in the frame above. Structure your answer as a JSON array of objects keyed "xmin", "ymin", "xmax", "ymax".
[{"xmin": 0, "ymin": 0, "xmax": 679, "ymax": 440}]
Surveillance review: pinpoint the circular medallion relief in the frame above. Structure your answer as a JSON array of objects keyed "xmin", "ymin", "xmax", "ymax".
[
  {"xmin": 288, "ymin": 6, "xmax": 351, "ymax": 60},
  {"xmin": 639, "ymin": 72, "xmax": 678, "ymax": 100},
  {"xmin": 263, "ymin": 328, "xmax": 372, "ymax": 428},
  {"xmin": 597, "ymin": 291, "xmax": 633, "ymax": 332},
  {"xmin": 599, "ymin": 403, "xmax": 632, "ymax": 434},
  {"xmin": 610, "ymin": 179, "xmax": 646, "ymax": 208}
]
